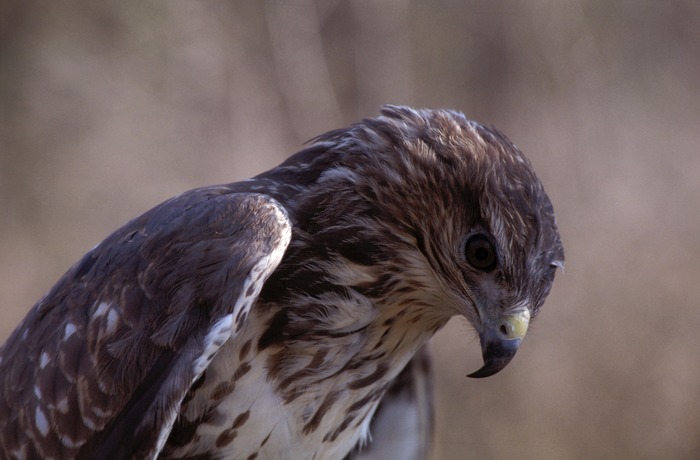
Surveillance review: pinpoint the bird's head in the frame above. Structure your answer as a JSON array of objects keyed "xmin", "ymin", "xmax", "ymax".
[{"xmin": 268, "ymin": 105, "xmax": 564, "ymax": 378}]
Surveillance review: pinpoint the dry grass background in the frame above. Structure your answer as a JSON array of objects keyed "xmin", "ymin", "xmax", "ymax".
[{"xmin": 1, "ymin": 1, "xmax": 700, "ymax": 458}]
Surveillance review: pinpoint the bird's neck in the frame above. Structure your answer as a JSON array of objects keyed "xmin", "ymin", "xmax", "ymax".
[{"xmin": 257, "ymin": 245, "xmax": 450, "ymax": 399}]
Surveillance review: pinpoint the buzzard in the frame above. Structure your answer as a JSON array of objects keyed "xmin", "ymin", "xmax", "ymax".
[{"xmin": 0, "ymin": 106, "xmax": 564, "ymax": 459}]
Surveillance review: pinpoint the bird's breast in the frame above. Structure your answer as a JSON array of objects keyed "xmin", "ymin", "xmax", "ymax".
[{"xmin": 160, "ymin": 312, "xmax": 406, "ymax": 459}]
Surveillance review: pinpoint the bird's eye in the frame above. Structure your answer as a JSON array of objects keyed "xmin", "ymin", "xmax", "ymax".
[{"xmin": 465, "ymin": 234, "xmax": 497, "ymax": 270}]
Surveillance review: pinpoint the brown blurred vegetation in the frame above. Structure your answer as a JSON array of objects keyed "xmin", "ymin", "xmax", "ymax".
[{"xmin": 2, "ymin": 1, "xmax": 700, "ymax": 458}]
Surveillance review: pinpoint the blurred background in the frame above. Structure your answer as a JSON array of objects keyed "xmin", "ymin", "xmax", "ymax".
[{"xmin": 1, "ymin": 1, "xmax": 699, "ymax": 458}]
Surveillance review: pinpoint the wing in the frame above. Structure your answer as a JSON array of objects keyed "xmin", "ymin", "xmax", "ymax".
[
  {"xmin": 0, "ymin": 190, "xmax": 291, "ymax": 460},
  {"xmin": 349, "ymin": 345, "xmax": 434, "ymax": 460}
]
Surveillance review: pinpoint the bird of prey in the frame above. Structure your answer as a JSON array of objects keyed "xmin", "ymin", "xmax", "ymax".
[{"xmin": 0, "ymin": 106, "xmax": 563, "ymax": 459}]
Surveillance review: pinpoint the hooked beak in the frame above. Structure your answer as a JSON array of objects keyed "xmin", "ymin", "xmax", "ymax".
[{"xmin": 468, "ymin": 308, "xmax": 530, "ymax": 378}]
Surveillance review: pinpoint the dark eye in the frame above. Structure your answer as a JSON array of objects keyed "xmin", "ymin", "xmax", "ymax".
[{"xmin": 465, "ymin": 234, "xmax": 497, "ymax": 270}]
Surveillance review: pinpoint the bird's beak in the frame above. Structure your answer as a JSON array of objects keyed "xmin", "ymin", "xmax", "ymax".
[{"xmin": 468, "ymin": 308, "xmax": 530, "ymax": 378}]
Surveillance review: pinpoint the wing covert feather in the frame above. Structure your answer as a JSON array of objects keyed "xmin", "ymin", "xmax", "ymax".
[{"xmin": 0, "ymin": 191, "xmax": 291, "ymax": 459}]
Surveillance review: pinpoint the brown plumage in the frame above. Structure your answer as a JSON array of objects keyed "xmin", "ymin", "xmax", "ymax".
[{"xmin": 0, "ymin": 106, "xmax": 563, "ymax": 459}]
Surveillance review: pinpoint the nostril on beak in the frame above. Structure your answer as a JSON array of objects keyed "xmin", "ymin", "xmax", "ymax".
[{"xmin": 500, "ymin": 308, "xmax": 530, "ymax": 340}]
